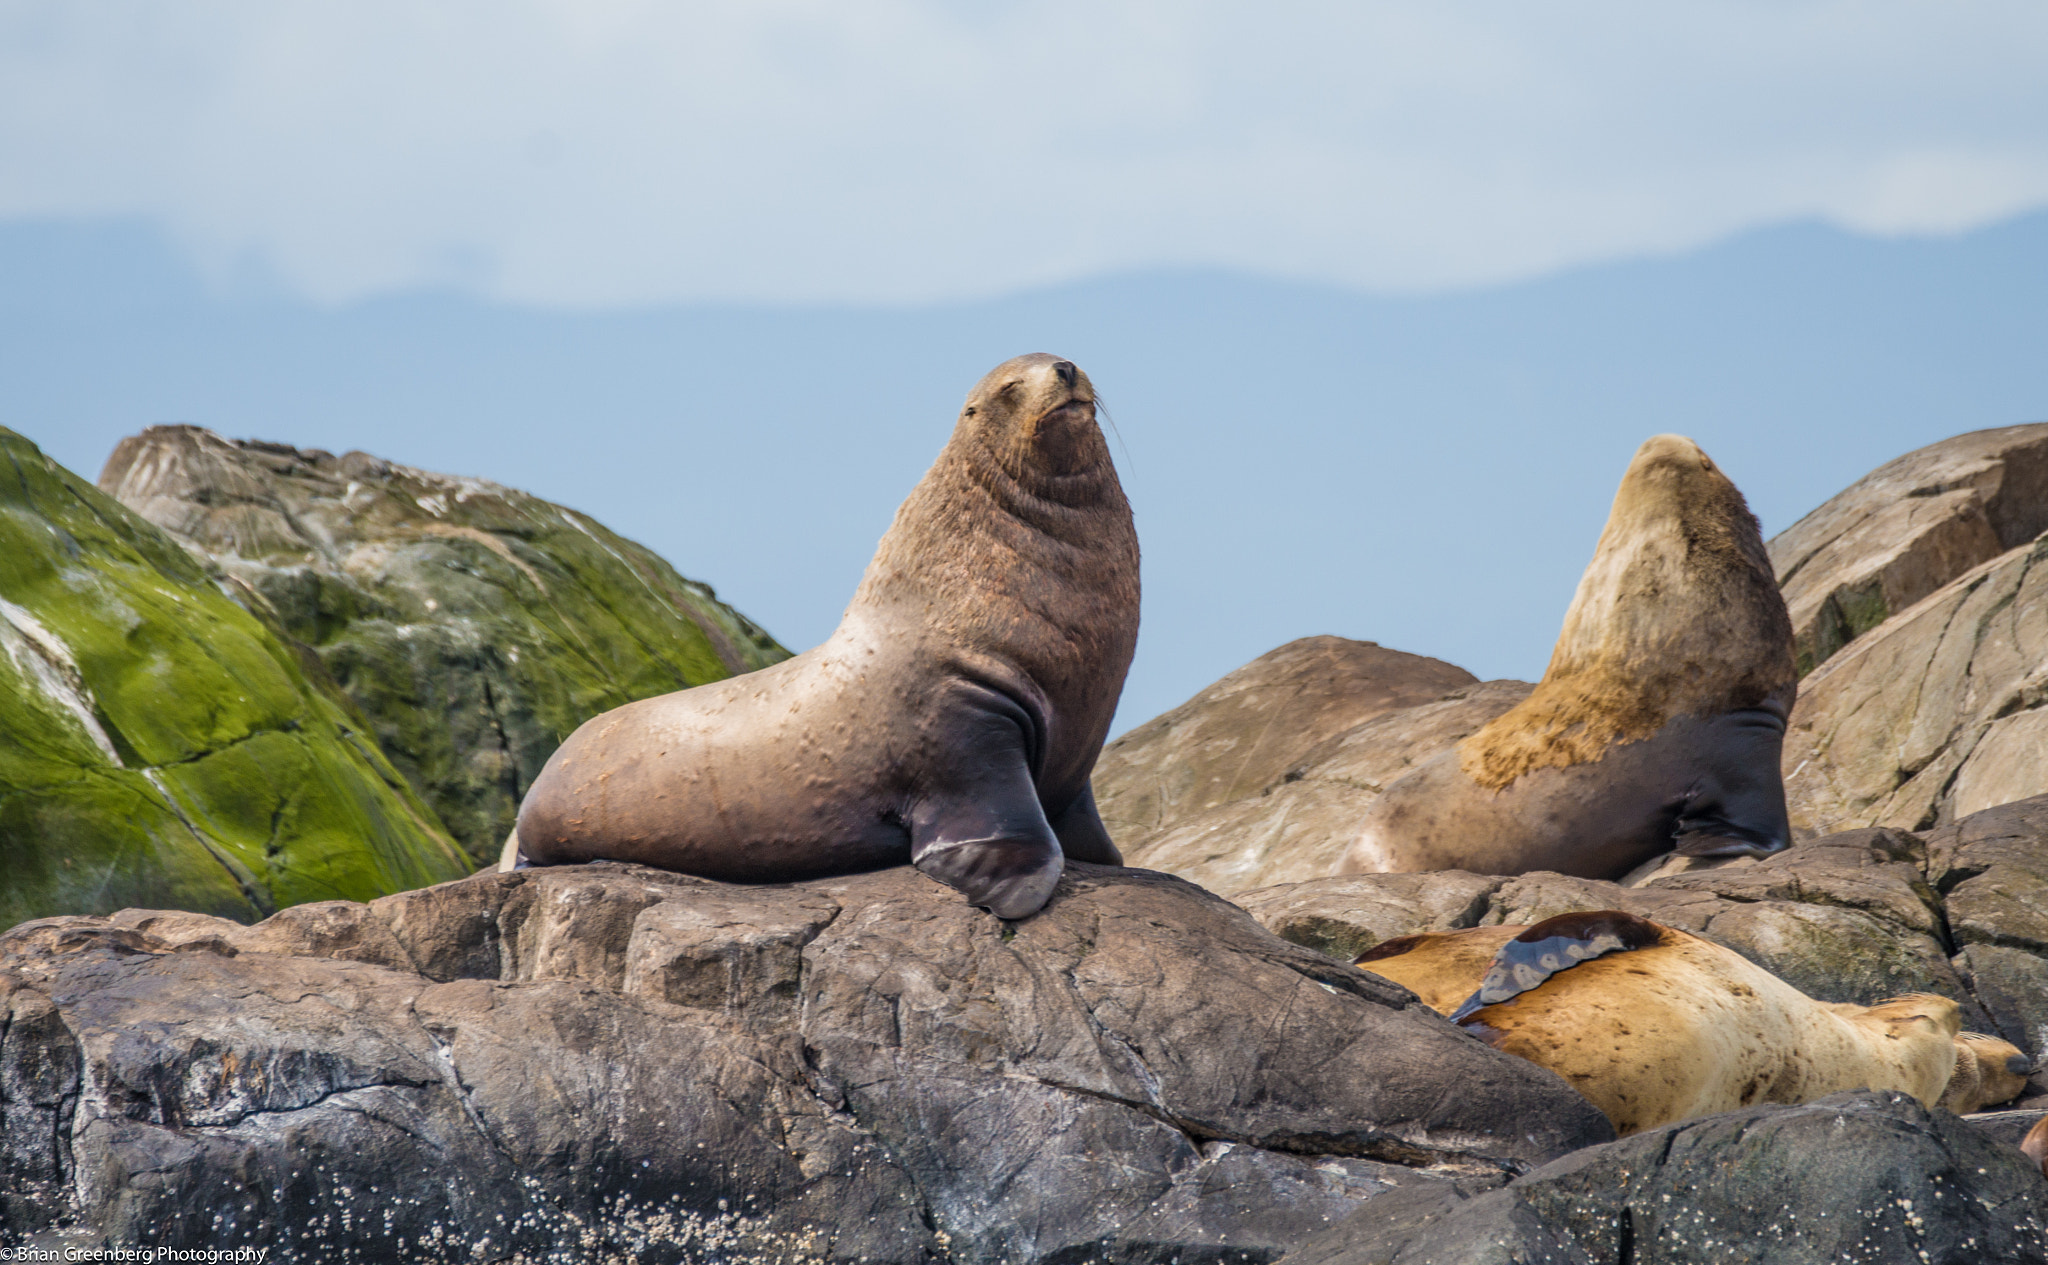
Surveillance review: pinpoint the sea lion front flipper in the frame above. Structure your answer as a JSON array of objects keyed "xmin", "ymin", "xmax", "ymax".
[
  {"xmin": 909, "ymin": 708, "xmax": 1064, "ymax": 920},
  {"xmin": 1671, "ymin": 705, "xmax": 1794, "ymax": 858},
  {"xmin": 1048, "ymin": 783, "xmax": 1123, "ymax": 865},
  {"xmin": 1447, "ymin": 910, "xmax": 1665, "ymax": 1024}
]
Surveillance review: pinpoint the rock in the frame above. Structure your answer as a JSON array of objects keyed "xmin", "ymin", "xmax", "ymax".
[
  {"xmin": 1964, "ymin": 1109, "xmax": 2048, "ymax": 1152},
  {"xmin": 1095, "ymin": 636, "xmax": 1477, "ymax": 852},
  {"xmin": 1106, "ymin": 650, "xmax": 1530, "ymax": 894},
  {"xmin": 1233, "ymin": 872, "xmax": 1507, "ymax": 962},
  {"xmin": 0, "ymin": 427, "xmax": 471, "ymax": 932},
  {"xmin": 1280, "ymin": 1090, "xmax": 2048, "ymax": 1265},
  {"xmin": 1782, "ymin": 531, "xmax": 2048, "ymax": 836},
  {"xmin": 1768, "ymin": 422, "xmax": 2048, "ymax": 674},
  {"xmin": 99, "ymin": 425, "xmax": 789, "ymax": 864},
  {"xmin": 0, "ymin": 862, "xmax": 1615, "ymax": 1262},
  {"xmin": 1927, "ymin": 796, "xmax": 2048, "ymax": 1059}
]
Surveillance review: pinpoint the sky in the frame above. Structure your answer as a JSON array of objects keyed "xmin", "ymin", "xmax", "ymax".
[{"xmin": 6, "ymin": 2, "xmax": 2048, "ymax": 732}]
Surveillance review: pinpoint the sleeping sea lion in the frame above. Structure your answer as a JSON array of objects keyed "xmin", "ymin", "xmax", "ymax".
[
  {"xmin": 1356, "ymin": 911, "xmax": 2021, "ymax": 1135},
  {"xmin": 509, "ymin": 353, "xmax": 1139, "ymax": 919},
  {"xmin": 1339, "ymin": 435, "xmax": 1796, "ymax": 880},
  {"xmin": 2023, "ymin": 1115, "xmax": 2048, "ymax": 1178}
]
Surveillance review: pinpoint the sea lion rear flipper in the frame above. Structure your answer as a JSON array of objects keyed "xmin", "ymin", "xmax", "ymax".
[
  {"xmin": 1447, "ymin": 910, "xmax": 1665, "ymax": 1024},
  {"xmin": 1048, "ymin": 783, "xmax": 1123, "ymax": 865},
  {"xmin": 1671, "ymin": 706, "xmax": 1794, "ymax": 858},
  {"xmin": 909, "ymin": 710, "xmax": 1064, "ymax": 920}
]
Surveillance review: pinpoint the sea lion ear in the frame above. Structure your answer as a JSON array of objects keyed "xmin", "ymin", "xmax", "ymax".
[{"xmin": 1448, "ymin": 910, "xmax": 1665, "ymax": 1024}]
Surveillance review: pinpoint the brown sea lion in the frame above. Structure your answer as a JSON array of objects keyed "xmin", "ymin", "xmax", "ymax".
[
  {"xmin": 509, "ymin": 353, "xmax": 1139, "ymax": 918},
  {"xmin": 1339, "ymin": 435, "xmax": 1796, "ymax": 880},
  {"xmin": 1357, "ymin": 911, "xmax": 2007, "ymax": 1135}
]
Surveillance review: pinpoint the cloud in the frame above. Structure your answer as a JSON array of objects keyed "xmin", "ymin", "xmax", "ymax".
[{"xmin": 4, "ymin": 0, "xmax": 2046, "ymax": 306}]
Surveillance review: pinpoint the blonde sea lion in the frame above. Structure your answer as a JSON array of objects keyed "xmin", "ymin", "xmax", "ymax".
[
  {"xmin": 509, "ymin": 354, "xmax": 1139, "ymax": 919},
  {"xmin": 2023, "ymin": 1115, "xmax": 2048, "ymax": 1177},
  {"xmin": 1356, "ymin": 911, "xmax": 2017, "ymax": 1135},
  {"xmin": 1340, "ymin": 435, "xmax": 1796, "ymax": 880}
]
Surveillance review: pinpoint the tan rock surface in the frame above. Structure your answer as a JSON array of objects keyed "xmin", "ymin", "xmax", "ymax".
[
  {"xmin": 1782, "ymin": 533, "xmax": 2048, "ymax": 835},
  {"xmin": 1768, "ymin": 422, "xmax": 2048, "ymax": 674},
  {"xmin": 1093, "ymin": 636, "xmax": 1478, "ymax": 856}
]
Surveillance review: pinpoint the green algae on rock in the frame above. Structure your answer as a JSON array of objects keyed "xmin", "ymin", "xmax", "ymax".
[
  {"xmin": 0, "ymin": 428, "xmax": 472, "ymax": 930},
  {"xmin": 99, "ymin": 426, "xmax": 790, "ymax": 864}
]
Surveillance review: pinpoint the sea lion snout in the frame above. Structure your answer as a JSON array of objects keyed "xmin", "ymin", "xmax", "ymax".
[{"xmin": 965, "ymin": 353, "xmax": 1109, "ymax": 483}]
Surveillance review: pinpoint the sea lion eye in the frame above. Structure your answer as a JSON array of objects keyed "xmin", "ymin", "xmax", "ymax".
[{"xmin": 963, "ymin": 406, "xmax": 977, "ymax": 418}]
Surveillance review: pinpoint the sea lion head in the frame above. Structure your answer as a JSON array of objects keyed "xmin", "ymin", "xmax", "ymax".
[{"xmin": 958, "ymin": 353, "xmax": 1110, "ymax": 494}]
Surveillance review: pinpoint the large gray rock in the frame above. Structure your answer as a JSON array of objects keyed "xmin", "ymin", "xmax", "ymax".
[
  {"xmin": 1280, "ymin": 1091, "xmax": 2048, "ymax": 1265},
  {"xmin": 0, "ymin": 862, "xmax": 1614, "ymax": 1262},
  {"xmin": 1769, "ymin": 422, "xmax": 2048, "ymax": 675},
  {"xmin": 99, "ymin": 425, "xmax": 789, "ymax": 865}
]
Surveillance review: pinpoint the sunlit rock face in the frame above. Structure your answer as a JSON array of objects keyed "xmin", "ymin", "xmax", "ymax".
[
  {"xmin": 0, "ymin": 427, "xmax": 471, "ymax": 930},
  {"xmin": 1768, "ymin": 422, "xmax": 2048, "ymax": 677},
  {"xmin": 99, "ymin": 425, "xmax": 788, "ymax": 865},
  {"xmin": 0, "ymin": 862, "xmax": 1612, "ymax": 1262}
]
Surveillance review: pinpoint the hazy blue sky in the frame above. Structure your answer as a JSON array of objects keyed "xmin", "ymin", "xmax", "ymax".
[{"xmin": 6, "ymin": 3, "xmax": 2048, "ymax": 732}]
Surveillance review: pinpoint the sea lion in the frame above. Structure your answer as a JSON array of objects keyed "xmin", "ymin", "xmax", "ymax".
[
  {"xmin": 1355, "ymin": 911, "xmax": 2020, "ymax": 1135},
  {"xmin": 1339, "ymin": 435, "xmax": 1796, "ymax": 880},
  {"xmin": 1942, "ymin": 1031, "xmax": 2035, "ymax": 1115},
  {"xmin": 509, "ymin": 353, "xmax": 1139, "ymax": 919},
  {"xmin": 2023, "ymin": 1115, "xmax": 2048, "ymax": 1178}
]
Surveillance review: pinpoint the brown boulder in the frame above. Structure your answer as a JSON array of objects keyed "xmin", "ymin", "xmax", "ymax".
[
  {"xmin": 1093, "ymin": 637, "xmax": 1478, "ymax": 856},
  {"xmin": 1097, "ymin": 637, "xmax": 1527, "ymax": 893}
]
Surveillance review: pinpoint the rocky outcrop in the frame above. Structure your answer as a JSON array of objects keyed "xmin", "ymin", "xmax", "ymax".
[
  {"xmin": 0, "ymin": 861, "xmax": 1614, "ymax": 1263},
  {"xmin": 1280, "ymin": 1091, "xmax": 2048, "ymax": 1265},
  {"xmin": 1783, "ymin": 531, "xmax": 2048, "ymax": 836},
  {"xmin": 0, "ymin": 427, "xmax": 470, "ymax": 931},
  {"xmin": 1241, "ymin": 793, "xmax": 2048, "ymax": 1100},
  {"xmin": 99, "ymin": 426, "xmax": 788, "ymax": 863},
  {"xmin": 1094, "ymin": 637, "xmax": 1524, "ymax": 894},
  {"xmin": 1769, "ymin": 423, "xmax": 2048, "ymax": 675}
]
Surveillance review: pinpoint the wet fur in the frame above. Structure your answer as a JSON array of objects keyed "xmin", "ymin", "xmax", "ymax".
[{"xmin": 1358, "ymin": 912, "xmax": 1975, "ymax": 1136}]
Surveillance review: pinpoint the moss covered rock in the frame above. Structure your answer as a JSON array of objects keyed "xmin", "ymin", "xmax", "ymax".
[
  {"xmin": 0, "ymin": 428, "xmax": 472, "ymax": 929},
  {"xmin": 99, "ymin": 426, "xmax": 789, "ymax": 863}
]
